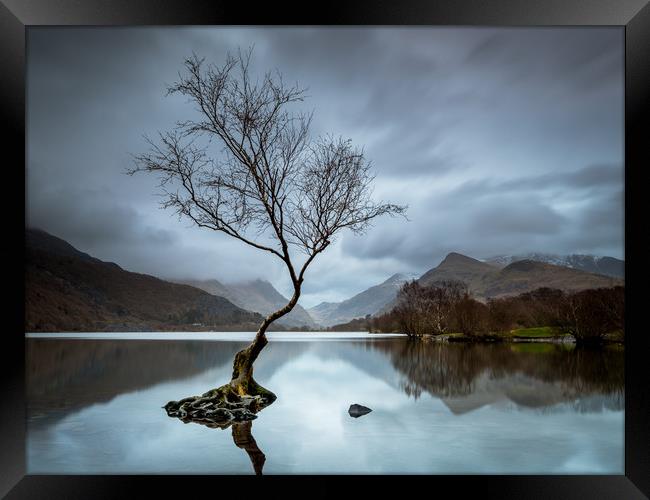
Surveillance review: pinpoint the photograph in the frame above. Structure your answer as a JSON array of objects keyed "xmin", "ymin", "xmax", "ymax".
[{"xmin": 24, "ymin": 26, "xmax": 626, "ymax": 475}]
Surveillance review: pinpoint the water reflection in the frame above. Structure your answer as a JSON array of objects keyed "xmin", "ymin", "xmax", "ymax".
[
  {"xmin": 26, "ymin": 335, "xmax": 624, "ymax": 474},
  {"xmin": 176, "ymin": 414, "xmax": 267, "ymax": 475},
  {"xmin": 27, "ymin": 339, "xmax": 246, "ymax": 419},
  {"xmin": 365, "ymin": 340, "xmax": 624, "ymax": 412},
  {"xmin": 232, "ymin": 421, "xmax": 266, "ymax": 475},
  {"xmin": 28, "ymin": 337, "xmax": 623, "ymax": 419}
]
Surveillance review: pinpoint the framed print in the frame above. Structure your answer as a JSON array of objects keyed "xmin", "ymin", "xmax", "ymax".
[{"xmin": 2, "ymin": 0, "xmax": 648, "ymax": 497}]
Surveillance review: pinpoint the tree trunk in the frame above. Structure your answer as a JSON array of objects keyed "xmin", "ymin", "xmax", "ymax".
[
  {"xmin": 163, "ymin": 287, "xmax": 302, "ymax": 426},
  {"xmin": 228, "ymin": 285, "xmax": 301, "ymax": 399}
]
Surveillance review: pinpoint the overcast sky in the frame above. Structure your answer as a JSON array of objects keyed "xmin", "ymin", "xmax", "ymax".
[{"xmin": 27, "ymin": 27, "xmax": 624, "ymax": 307}]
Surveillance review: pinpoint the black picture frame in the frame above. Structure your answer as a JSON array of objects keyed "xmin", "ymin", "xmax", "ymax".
[{"xmin": 2, "ymin": 1, "xmax": 648, "ymax": 497}]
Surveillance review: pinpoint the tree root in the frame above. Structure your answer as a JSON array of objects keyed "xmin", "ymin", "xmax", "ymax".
[{"xmin": 163, "ymin": 381, "xmax": 276, "ymax": 428}]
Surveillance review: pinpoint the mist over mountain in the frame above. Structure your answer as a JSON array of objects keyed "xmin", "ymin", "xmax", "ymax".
[
  {"xmin": 25, "ymin": 229, "xmax": 264, "ymax": 332},
  {"xmin": 24, "ymin": 227, "xmax": 624, "ymax": 332},
  {"xmin": 309, "ymin": 273, "xmax": 418, "ymax": 327},
  {"xmin": 173, "ymin": 278, "xmax": 317, "ymax": 329}
]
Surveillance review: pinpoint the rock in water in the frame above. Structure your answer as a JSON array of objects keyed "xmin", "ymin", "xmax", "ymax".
[{"xmin": 348, "ymin": 404, "xmax": 372, "ymax": 418}]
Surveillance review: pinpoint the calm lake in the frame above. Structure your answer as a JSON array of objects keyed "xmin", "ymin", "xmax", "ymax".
[{"xmin": 26, "ymin": 332, "xmax": 624, "ymax": 474}]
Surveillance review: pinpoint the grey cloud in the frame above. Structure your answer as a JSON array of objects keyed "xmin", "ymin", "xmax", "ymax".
[
  {"xmin": 340, "ymin": 161, "xmax": 620, "ymax": 274},
  {"xmin": 464, "ymin": 28, "xmax": 622, "ymax": 91},
  {"xmin": 27, "ymin": 27, "xmax": 624, "ymax": 306},
  {"xmin": 483, "ymin": 164, "xmax": 624, "ymax": 194},
  {"xmin": 27, "ymin": 180, "xmax": 177, "ymax": 256},
  {"xmin": 574, "ymin": 188, "xmax": 624, "ymax": 251},
  {"xmin": 470, "ymin": 201, "xmax": 567, "ymax": 237},
  {"xmin": 565, "ymin": 165, "xmax": 624, "ymax": 189},
  {"xmin": 433, "ymin": 164, "xmax": 623, "ymax": 205}
]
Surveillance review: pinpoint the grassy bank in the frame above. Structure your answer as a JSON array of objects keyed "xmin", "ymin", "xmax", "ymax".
[
  {"xmin": 508, "ymin": 326, "xmax": 563, "ymax": 338},
  {"xmin": 420, "ymin": 326, "xmax": 624, "ymax": 345}
]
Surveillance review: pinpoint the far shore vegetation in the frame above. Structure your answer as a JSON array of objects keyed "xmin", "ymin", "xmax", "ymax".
[{"xmin": 326, "ymin": 282, "xmax": 624, "ymax": 347}]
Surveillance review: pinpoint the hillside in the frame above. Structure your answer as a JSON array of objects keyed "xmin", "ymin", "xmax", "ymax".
[
  {"xmin": 25, "ymin": 229, "xmax": 264, "ymax": 332},
  {"xmin": 482, "ymin": 259, "xmax": 623, "ymax": 298},
  {"xmin": 309, "ymin": 273, "xmax": 417, "ymax": 327},
  {"xmin": 418, "ymin": 252, "xmax": 500, "ymax": 290},
  {"xmin": 417, "ymin": 253, "xmax": 621, "ymax": 300},
  {"xmin": 377, "ymin": 252, "xmax": 623, "ymax": 314},
  {"xmin": 485, "ymin": 253, "xmax": 624, "ymax": 279},
  {"xmin": 175, "ymin": 278, "xmax": 317, "ymax": 329}
]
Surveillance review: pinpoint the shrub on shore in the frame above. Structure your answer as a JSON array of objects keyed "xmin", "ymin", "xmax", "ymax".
[{"xmin": 365, "ymin": 283, "xmax": 624, "ymax": 343}]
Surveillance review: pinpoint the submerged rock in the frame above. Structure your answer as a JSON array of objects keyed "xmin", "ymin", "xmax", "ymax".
[{"xmin": 348, "ymin": 404, "xmax": 373, "ymax": 418}]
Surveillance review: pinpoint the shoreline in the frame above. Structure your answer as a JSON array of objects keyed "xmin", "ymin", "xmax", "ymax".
[
  {"xmin": 24, "ymin": 330, "xmax": 624, "ymax": 347},
  {"xmin": 418, "ymin": 333, "xmax": 624, "ymax": 346}
]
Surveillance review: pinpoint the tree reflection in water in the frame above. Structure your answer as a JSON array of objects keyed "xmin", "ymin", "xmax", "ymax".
[
  {"xmin": 232, "ymin": 421, "xmax": 266, "ymax": 475},
  {"xmin": 169, "ymin": 408, "xmax": 268, "ymax": 475},
  {"xmin": 369, "ymin": 340, "xmax": 624, "ymax": 411}
]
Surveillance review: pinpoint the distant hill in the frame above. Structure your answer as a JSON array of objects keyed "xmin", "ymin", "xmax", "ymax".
[
  {"xmin": 484, "ymin": 253, "xmax": 624, "ymax": 279},
  {"xmin": 419, "ymin": 252, "xmax": 500, "ymax": 290},
  {"xmin": 417, "ymin": 252, "xmax": 622, "ymax": 300},
  {"xmin": 174, "ymin": 278, "xmax": 317, "ymax": 329},
  {"xmin": 481, "ymin": 259, "xmax": 623, "ymax": 298},
  {"xmin": 25, "ymin": 228, "xmax": 264, "ymax": 332},
  {"xmin": 309, "ymin": 273, "xmax": 417, "ymax": 327},
  {"xmin": 378, "ymin": 252, "xmax": 623, "ymax": 314}
]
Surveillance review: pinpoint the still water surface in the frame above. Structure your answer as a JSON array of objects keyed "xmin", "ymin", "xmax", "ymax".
[{"xmin": 26, "ymin": 332, "xmax": 624, "ymax": 474}]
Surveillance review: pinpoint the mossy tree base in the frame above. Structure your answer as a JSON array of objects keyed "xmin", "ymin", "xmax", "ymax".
[
  {"xmin": 164, "ymin": 334, "xmax": 276, "ymax": 427},
  {"xmin": 162, "ymin": 300, "xmax": 292, "ymax": 474},
  {"xmin": 164, "ymin": 380, "xmax": 276, "ymax": 428}
]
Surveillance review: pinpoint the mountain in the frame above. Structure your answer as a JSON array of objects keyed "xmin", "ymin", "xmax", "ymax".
[
  {"xmin": 25, "ymin": 228, "xmax": 264, "ymax": 332},
  {"xmin": 484, "ymin": 253, "xmax": 624, "ymax": 279},
  {"xmin": 379, "ymin": 252, "xmax": 623, "ymax": 314},
  {"xmin": 309, "ymin": 273, "xmax": 418, "ymax": 327},
  {"xmin": 481, "ymin": 259, "xmax": 623, "ymax": 298},
  {"xmin": 419, "ymin": 252, "xmax": 500, "ymax": 290},
  {"xmin": 308, "ymin": 302, "xmax": 339, "ymax": 327},
  {"xmin": 418, "ymin": 253, "xmax": 622, "ymax": 300},
  {"xmin": 27, "ymin": 227, "xmax": 98, "ymax": 262},
  {"xmin": 174, "ymin": 278, "xmax": 317, "ymax": 329}
]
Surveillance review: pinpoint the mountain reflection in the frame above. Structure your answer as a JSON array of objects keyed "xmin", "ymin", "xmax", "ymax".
[
  {"xmin": 27, "ymin": 335, "xmax": 625, "ymax": 474},
  {"xmin": 28, "ymin": 338, "xmax": 624, "ymax": 424},
  {"xmin": 368, "ymin": 340, "xmax": 624, "ymax": 413},
  {"xmin": 27, "ymin": 339, "xmax": 308, "ymax": 425},
  {"xmin": 27, "ymin": 339, "xmax": 247, "ymax": 423}
]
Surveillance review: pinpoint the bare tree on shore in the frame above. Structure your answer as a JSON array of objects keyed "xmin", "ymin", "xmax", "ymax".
[{"xmin": 393, "ymin": 280, "xmax": 466, "ymax": 336}]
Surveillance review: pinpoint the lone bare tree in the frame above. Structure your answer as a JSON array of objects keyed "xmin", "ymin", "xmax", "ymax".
[{"xmin": 129, "ymin": 49, "xmax": 405, "ymax": 415}]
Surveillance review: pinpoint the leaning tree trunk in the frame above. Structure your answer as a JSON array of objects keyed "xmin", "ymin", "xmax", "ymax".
[
  {"xmin": 229, "ymin": 289, "xmax": 301, "ymax": 400},
  {"xmin": 164, "ymin": 286, "xmax": 302, "ymax": 426}
]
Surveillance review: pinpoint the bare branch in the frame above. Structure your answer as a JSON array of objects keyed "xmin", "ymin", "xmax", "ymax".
[{"xmin": 130, "ymin": 48, "xmax": 407, "ymax": 297}]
